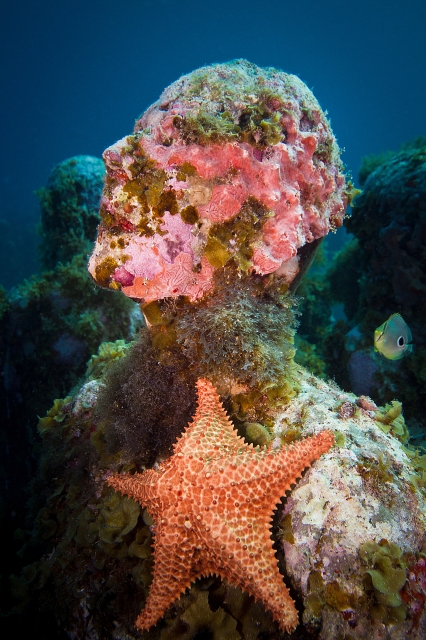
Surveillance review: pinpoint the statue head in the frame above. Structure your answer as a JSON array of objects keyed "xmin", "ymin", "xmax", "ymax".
[{"xmin": 88, "ymin": 60, "xmax": 347, "ymax": 303}]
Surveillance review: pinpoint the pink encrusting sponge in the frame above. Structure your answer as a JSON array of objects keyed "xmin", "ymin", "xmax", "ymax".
[{"xmin": 88, "ymin": 60, "xmax": 348, "ymax": 302}]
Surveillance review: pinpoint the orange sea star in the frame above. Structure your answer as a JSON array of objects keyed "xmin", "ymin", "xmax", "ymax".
[{"xmin": 107, "ymin": 378, "xmax": 334, "ymax": 632}]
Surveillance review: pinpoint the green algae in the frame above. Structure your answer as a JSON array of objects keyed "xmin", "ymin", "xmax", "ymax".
[
  {"xmin": 204, "ymin": 197, "xmax": 273, "ymax": 272},
  {"xmin": 74, "ymin": 507, "xmax": 99, "ymax": 547},
  {"xmin": 204, "ymin": 235, "xmax": 231, "ymax": 268},
  {"xmin": 85, "ymin": 339, "xmax": 130, "ymax": 379},
  {"xmin": 357, "ymin": 452, "xmax": 394, "ymax": 491},
  {"xmin": 359, "ymin": 539, "xmax": 407, "ymax": 621},
  {"xmin": 38, "ymin": 396, "xmax": 72, "ymax": 434},
  {"xmin": 324, "ymin": 580, "xmax": 358, "ymax": 612},
  {"xmin": 174, "ymin": 101, "xmax": 285, "ymax": 149},
  {"xmin": 160, "ymin": 590, "xmax": 240, "ymax": 640},
  {"xmin": 97, "ymin": 490, "xmax": 140, "ymax": 544},
  {"xmin": 280, "ymin": 513, "xmax": 295, "ymax": 544},
  {"xmin": 128, "ymin": 526, "xmax": 152, "ymax": 560},
  {"xmin": 244, "ymin": 422, "xmax": 272, "ymax": 446},
  {"xmin": 375, "ymin": 401, "xmax": 409, "ymax": 443},
  {"xmin": 173, "ymin": 110, "xmax": 238, "ymax": 146},
  {"xmin": 180, "ymin": 204, "xmax": 199, "ymax": 224}
]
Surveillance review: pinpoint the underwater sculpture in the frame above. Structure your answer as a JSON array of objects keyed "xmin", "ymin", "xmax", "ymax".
[
  {"xmin": 9, "ymin": 62, "xmax": 426, "ymax": 640},
  {"xmin": 38, "ymin": 155, "xmax": 106, "ymax": 269},
  {"xmin": 0, "ymin": 155, "xmax": 141, "ymax": 601},
  {"xmin": 86, "ymin": 59, "xmax": 345, "ymax": 632}
]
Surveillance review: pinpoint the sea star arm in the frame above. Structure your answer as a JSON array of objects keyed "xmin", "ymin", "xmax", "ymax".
[
  {"xmin": 205, "ymin": 430, "xmax": 334, "ymax": 509},
  {"xmin": 241, "ymin": 430, "xmax": 334, "ymax": 501},
  {"xmin": 173, "ymin": 378, "xmax": 247, "ymax": 460},
  {"xmin": 199, "ymin": 509, "xmax": 299, "ymax": 631},
  {"xmin": 107, "ymin": 468, "xmax": 160, "ymax": 507},
  {"xmin": 134, "ymin": 524, "xmax": 202, "ymax": 631}
]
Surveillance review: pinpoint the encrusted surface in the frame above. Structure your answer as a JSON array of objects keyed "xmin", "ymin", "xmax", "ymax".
[
  {"xmin": 276, "ymin": 367, "xmax": 426, "ymax": 638},
  {"xmin": 88, "ymin": 60, "xmax": 347, "ymax": 301}
]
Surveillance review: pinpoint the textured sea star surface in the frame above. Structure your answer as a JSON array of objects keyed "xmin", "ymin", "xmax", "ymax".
[{"xmin": 107, "ymin": 378, "xmax": 334, "ymax": 632}]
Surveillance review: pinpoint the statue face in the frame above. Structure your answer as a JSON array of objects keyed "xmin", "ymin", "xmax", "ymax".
[{"xmin": 88, "ymin": 61, "xmax": 347, "ymax": 303}]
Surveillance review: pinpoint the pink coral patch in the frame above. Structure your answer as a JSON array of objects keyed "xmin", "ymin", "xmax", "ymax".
[
  {"xmin": 252, "ymin": 247, "xmax": 283, "ymax": 275},
  {"xmin": 122, "ymin": 254, "xmax": 215, "ymax": 303},
  {"xmin": 198, "ymin": 182, "xmax": 246, "ymax": 223},
  {"xmin": 113, "ymin": 266, "xmax": 135, "ymax": 287}
]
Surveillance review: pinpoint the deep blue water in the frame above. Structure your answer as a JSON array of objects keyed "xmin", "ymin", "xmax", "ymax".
[
  {"xmin": 1, "ymin": 0, "xmax": 426, "ymax": 286},
  {"xmin": 1, "ymin": 5, "xmax": 426, "ymax": 634}
]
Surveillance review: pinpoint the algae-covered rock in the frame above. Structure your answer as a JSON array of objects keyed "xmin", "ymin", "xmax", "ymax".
[
  {"xmin": 97, "ymin": 490, "xmax": 140, "ymax": 544},
  {"xmin": 279, "ymin": 367, "xmax": 426, "ymax": 639},
  {"xmin": 0, "ymin": 155, "xmax": 144, "ymax": 590},
  {"xmin": 338, "ymin": 141, "xmax": 426, "ymax": 430},
  {"xmin": 360, "ymin": 540, "xmax": 407, "ymax": 614},
  {"xmin": 160, "ymin": 590, "xmax": 241, "ymax": 640},
  {"xmin": 37, "ymin": 155, "xmax": 105, "ymax": 269}
]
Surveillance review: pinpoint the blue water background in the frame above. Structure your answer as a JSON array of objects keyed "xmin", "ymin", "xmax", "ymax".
[{"xmin": 1, "ymin": 0, "xmax": 425, "ymax": 286}]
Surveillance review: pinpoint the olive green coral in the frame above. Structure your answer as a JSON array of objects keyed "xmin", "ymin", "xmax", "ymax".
[
  {"xmin": 359, "ymin": 539, "xmax": 407, "ymax": 623},
  {"xmin": 38, "ymin": 396, "xmax": 72, "ymax": 434},
  {"xmin": 85, "ymin": 339, "xmax": 130, "ymax": 379},
  {"xmin": 97, "ymin": 489, "xmax": 140, "ymax": 544},
  {"xmin": 160, "ymin": 590, "xmax": 240, "ymax": 640},
  {"xmin": 204, "ymin": 197, "xmax": 273, "ymax": 272},
  {"xmin": 375, "ymin": 401, "xmax": 409, "ymax": 443},
  {"xmin": 36, "ymin": 155, "xmax": 105, "ymax": 269}
]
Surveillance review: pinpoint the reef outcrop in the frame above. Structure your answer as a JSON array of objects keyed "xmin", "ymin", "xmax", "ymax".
[
  {"xmin": 279, "ymin": 370, "xmax": 426, "ymax": 638},
  {"xmin": 319, "ymin": 139, "xmax": 426, "ymax": 432},
  {"xmin": 0, "ymin": 156, "xmax": 142, "ymax": 609},
  {"xmin": 38, "ymin": 155, "xmax": 106, "ymax": 269}
]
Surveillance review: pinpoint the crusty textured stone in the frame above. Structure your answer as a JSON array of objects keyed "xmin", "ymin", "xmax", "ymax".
[{"xmin": 89, "ymin": 60, "xmax": 347, "ymax": 302}]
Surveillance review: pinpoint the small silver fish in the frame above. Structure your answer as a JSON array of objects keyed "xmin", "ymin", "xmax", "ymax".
[{"xmin": 374, "ymin": 313, "xmax": 413, "ymax": 360}]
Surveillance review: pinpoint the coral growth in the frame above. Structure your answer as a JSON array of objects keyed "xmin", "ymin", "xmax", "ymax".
[
  {"xmin": 279, "ymin": 369, "xmax": 426, "ymax": 638},
  {"xmin": 296, "ymin": 138, "xmax": 426, "ymax": 434},
  {"xmin": 335, "ymin": 140, "xmax": 426, "ymax": 429},
  {"xmin": 88, "ymin": 59, "xmax": 347, "ymax": 300},
  {"xmin": 172, "ymin": 270, "xmax": 299, "ymax": 398},
  {"xmin": 359, "ymin": 539, "xmax": 407, "ymax": 623},
  {"xmin": 37, "ymin": 155, "xmax": 105, "ymax": 268},
  {"xmin": 94, "ymin": 332, "xmax": 197, "ymax": 467},
  {"xmin": 4, "ymin": 253, "xmax": 140, "ymax": 421}
]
